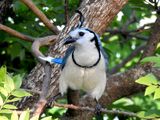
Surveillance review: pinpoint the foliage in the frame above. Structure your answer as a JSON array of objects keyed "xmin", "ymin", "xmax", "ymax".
[
  {"xmin": 0, "ymin": 66, "xmax": 55, "ymax": 120},
  {"xmin": 0, "ymin": 66, "xmax": 32, "ymax": 119},
  {"xmin": 133, "ymin": 55, "xmax": 160, "ymax": 119}
]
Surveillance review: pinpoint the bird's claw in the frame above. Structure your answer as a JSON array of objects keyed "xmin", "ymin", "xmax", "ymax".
[{"xmin": 95, "ymin": 103, "xmax": 102, "ymax": 115}]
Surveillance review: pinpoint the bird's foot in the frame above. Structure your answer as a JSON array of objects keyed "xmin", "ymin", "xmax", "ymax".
[
  {"xmin": 95, "ymin": 103, "xmax": 102, "ymax": 115},
  {"xmin": 94, "ymin": 101, "xmax": 103, "ymax": 120}
]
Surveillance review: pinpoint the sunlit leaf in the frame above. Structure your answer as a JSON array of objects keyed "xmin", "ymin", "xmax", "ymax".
[
  {"xmin": 13, "ymin": 74, "xmax": 22, "ymax": 89},
  {"xmin": 0, "ymin": 96, "xmax": 3, "ymax": 106},
  {"xmin": 30, "ymin": 115, "xmax": 39, "ymax": 120},
  {"xmin": 0, "ymin": 109, "xmax": 12, "ymax": 114},
  {"xmin": 0, "ymin": 86, "xmax": 8, "ymax": 97},
  {"xmin": 19, "ymin": 110, "xmax": 30, "ymax": 120},
  {"xmin": 11, "ymin": 111, "xmax": 19, "ymax": 120},
  {"xmin": 11, "ymin": 89, "xmax": 31, "ymax": 98},
  {"xmin": 6, "ymin": 98, "xmax": 22, "ymax": 103},
  {"xmin": 41, "ymin": 116, "xmax": 52, "ymax": 120},
  {"xmin": 144, "ymin": 85, "xmax": 157, "ymax": 96},
  {"xmin": 135, "ymin": 73, "xmax": 158, "ymax": 86},
  {"xmin": 0, "ymin": 116, "xmax": 9, "ymax": 120},
  {"xmin": 4, "ymin": 75, "xmax": 15, "ymax": 92},
  {"xmin": 154, "ymin": 88, "xmax": 160, "ymax": 99},
  {"xmin": 3, "ymin": 104, "xmax": 17, "ymax": 109}
]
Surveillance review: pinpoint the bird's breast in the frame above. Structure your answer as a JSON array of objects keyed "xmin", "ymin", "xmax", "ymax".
[
  {"xmin": 59, "ymin": 51, "xmax": 106, "ymax": 92},
  {"xmin": 73, "ymin": 47, "xmax": 99, "ymax": 66}
]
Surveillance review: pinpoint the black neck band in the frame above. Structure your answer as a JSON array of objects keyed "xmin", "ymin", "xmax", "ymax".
[{"xmin": 72, "ymin": 49, "xmax": 101, "ymax": 68}]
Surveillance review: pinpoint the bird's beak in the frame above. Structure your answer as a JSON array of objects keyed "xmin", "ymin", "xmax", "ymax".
[{"xmin": 63, "ymin": 36, "xmax": 77, "ymax": 45}]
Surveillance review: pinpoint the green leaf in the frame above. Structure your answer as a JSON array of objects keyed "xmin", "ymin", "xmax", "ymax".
[
  {"xmin": 6, "ymin": 98, "xmax": 22, "ymax": 103},
  {"xmin": 154, "ymin": 88, "xmax": 160, "ymax": 99},
  {"xmin": 144, "ymin": 85, "xmax": 157, "ymax": 96},
  {"xmin": 13, "ymin": 75, "xmax": 22, "ymax": 89},
  {"xmin": 0, "ymin": 109, "xmax": 12, "ymax": 114},
  {"xmin": 11, "ymin": 111, "xmax": 19, "ymax": 120},
  {"xmin": 135, "ymin": 73, "xmax": 158, "ymax": 86},
  {"xmin": 141, "ymin": 56, "xmax": 160, "ymax": 67},
  {"xmin": 4, "ymin": 75, "xmax": 15, "ymax": 92},
  {"xmin": 0, "ymin": 86, "xmax": 8, "ymax": 97},
  {"xmin": 41, "ymin": 116, "xmax": 52, "ymax": 120},
  {"xmin": 11, "ymin": 89, "xmax": 31, "ymax": 98},
  {"xmin": 0, "ymin": 116, "xmax": 9, "ymax": 120},
  {"xmin": 137, "ymin": 110, "xmax": 160, "ymax": 119},
  {"xmin": 0, "ymin": 66, "xmax": 6, "ymax": 82},
  {"xmin": 30, "ymin": 115, "xmax": 39, "ymax": 120},
  {"xmin": 3, "ymin": 104, "xmax": 17, "ymax": 109},
  {"xmin": 19, "ymin": 110, "xmax": 30, "ymax": 120},
  {"xmin": 0, "ymin": 96, "xmax": 3, "ymax": 106}
]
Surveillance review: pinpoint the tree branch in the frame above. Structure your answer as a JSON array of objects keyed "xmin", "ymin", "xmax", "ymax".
[
  {"xmin": 0, "ymin": 23, "xmax": 34, "ymax": 42},
  {"xmin": 106, "ymin": 22, "xmax": 154, "ymax": 41},
  {"xmin": 142, "ymin": 17, "xmax": 160, "ymax": 58},
  {"xmin": 31, "ymin": 35, "xmax": 57, "ymax": 63},
  {"xmin": 20, "ymin": 0, "xmax": 60, "ymax": 34},
  {"xmin": 106, "ymin": 29, "xmax": 148, "ymax": 41},
  {"xmin": 64, "ymin": 0, "xmax": 69, "ymax": 24},
  {"xmin": 109, "ymin": 45, "xmax": 146, "ymax": 74},
  {"xmin": 53, "ymin": 102, "xmax": 139, "ymax": 118}
]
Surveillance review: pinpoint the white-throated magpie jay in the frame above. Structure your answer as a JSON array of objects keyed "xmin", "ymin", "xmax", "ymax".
[{"xmin": 40, "ymin": 10, "xmax": 108, "ymax": 108}]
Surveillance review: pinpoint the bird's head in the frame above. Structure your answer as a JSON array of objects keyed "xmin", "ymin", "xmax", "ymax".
[
  {"xmin": 64, "ymin": 28, "xmax": 98, "ymax": 47},
  {"xmin": 63, "ymin": 10, "xmax": 100, "ymax": 49}
]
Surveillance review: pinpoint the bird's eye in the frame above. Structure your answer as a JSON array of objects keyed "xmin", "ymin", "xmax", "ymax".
[{"xmin": 79, "ymin": 32, "xmax": 85, "ymax": 36}]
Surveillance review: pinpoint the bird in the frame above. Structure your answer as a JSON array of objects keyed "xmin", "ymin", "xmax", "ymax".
[{"xmin": 39, "ymin": 10, "xmax": 108, "ymax": 113}]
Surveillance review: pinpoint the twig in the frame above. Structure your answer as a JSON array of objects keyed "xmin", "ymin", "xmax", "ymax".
[
  {"xmin": 106, "ymin": 29, "xmax": 148, "ymax": 41},
  {"xmin": 64, "ymin": 0, "xmax": 69, "ymax": 24},
  {"xmin": 33, "ymin": 99, "xmax": 47, "ymax": 116},
  {"xmin": 20, "ymin": 0, "xmax": 60, "ymax": 34},
  {"xmin": 109, "ymin": 45, "xmax": 146, "ymax": 74},
  {"xmin": 53, "ymin": 102, "xmax": 139, "ymax": 118},
  {"xmin": 131, "ymin": 23, "xmax": 154, "ymax": 33},
  {"xmin": 0, "ymin": 24, "xmax": 34, "ymax": 42},
  {"xmin": 31, "ymin": 35, "xmax": 57, "ymax": 63}
]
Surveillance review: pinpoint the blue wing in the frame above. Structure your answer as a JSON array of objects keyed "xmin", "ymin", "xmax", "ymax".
[
  {"xmin": 51, "ymin": 58, "xmax": 63, "ymax": 64},
  {"xmin": 61, "ymin": 46, "xmax": 75, "ymax": 69}
]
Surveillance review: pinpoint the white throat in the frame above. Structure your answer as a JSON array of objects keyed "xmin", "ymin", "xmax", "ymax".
[{"xmin": 73, "ymin": 44, "xmax": 100, "ymax": 66}]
